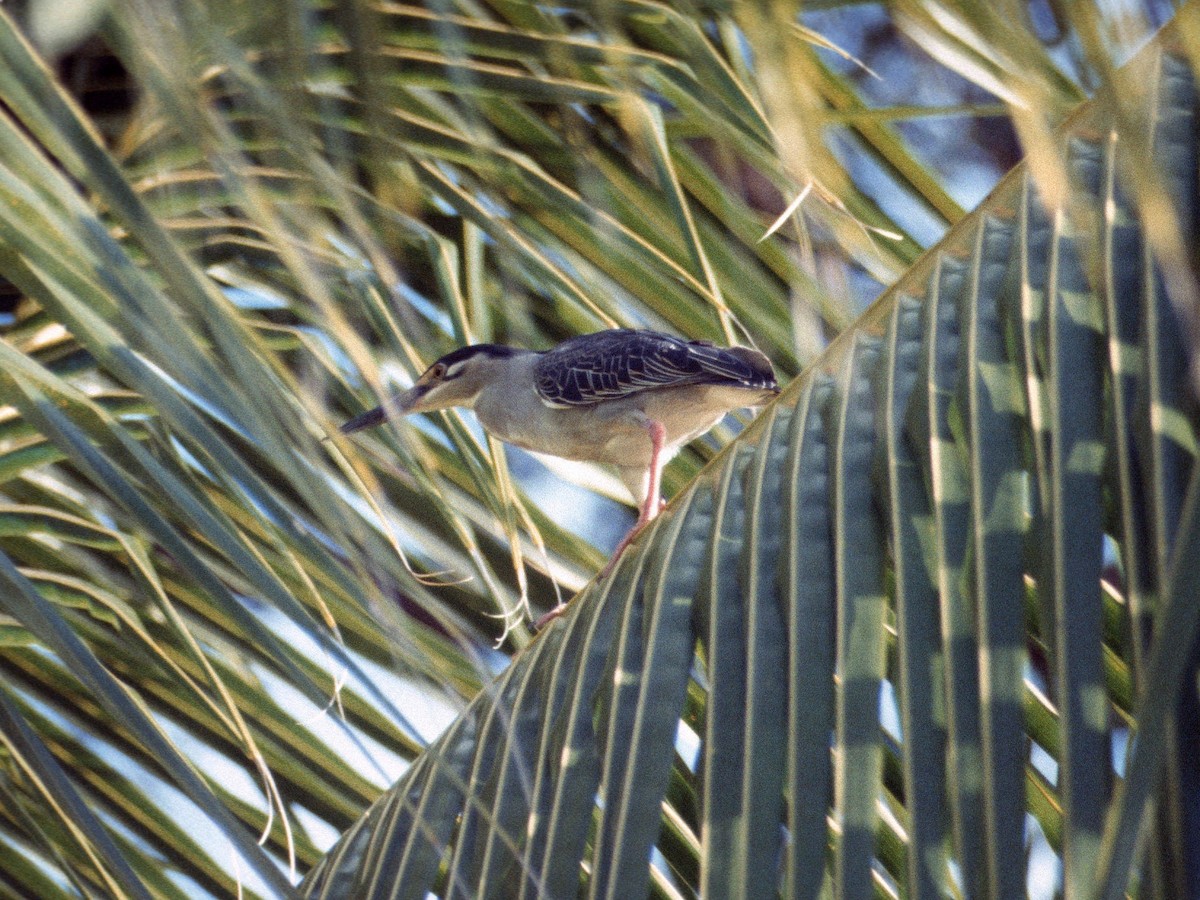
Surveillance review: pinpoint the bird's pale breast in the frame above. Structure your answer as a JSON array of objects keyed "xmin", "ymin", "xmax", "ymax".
[{"xmin": 474, "ymin": 379, "xmax": 769, "ymax": 467}]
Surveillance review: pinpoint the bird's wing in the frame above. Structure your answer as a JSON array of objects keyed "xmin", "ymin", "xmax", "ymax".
[{"xmin": 534, "ymin": 329, "xmax": 776, "ymax": 408}]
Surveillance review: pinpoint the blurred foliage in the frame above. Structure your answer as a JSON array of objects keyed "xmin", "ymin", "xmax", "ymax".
[{"xmin": 0, "ymin": 0, "xmax": 1194, "ymax": 897}]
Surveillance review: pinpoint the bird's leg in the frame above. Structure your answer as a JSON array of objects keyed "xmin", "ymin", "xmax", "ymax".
[
  {"xmin": 599, "ymin": 418, "xmax": 666, "ymax": 576},
  {"xmin": 535, "ymin": 419, "xmax": 666, "ymax": 629},
  {"xmin": 637, "ymin": 419, "xmax": 667, "ymax": 526}
]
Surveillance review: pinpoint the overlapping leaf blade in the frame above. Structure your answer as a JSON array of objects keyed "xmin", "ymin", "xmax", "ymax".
[
  {"xmin": 0, "ymin": 2, "xmax": 1197, "ymax": 898},
  {"xmin": 300, "ymin": 25, "xmax": 1200, "ymax": 900}
]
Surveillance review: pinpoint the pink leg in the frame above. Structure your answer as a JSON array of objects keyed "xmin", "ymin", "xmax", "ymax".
[
  {"xmin": 599, "ymin": 419, "xmax": 666, "ymax": 578},
  {"xmin": 535, "ymin": 420, "xmax": 667, "ymax": 629},
  {"xmin": 638, "ymin": 420, "xmax": 667, "ymax": 525}
]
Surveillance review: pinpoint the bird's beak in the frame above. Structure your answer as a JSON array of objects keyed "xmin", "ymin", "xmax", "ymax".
[{"xmin": 339, "ymin": 383, "xmax": 432, "ymax": 434}]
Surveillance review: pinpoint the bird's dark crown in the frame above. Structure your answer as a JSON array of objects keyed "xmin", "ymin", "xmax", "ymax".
[{"xmin": 430, "ymin": 343, "xmax": 523, "ymax": 371}]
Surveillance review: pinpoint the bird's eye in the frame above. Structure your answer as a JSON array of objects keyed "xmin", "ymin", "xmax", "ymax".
[{"xmin": 430, "ymin": 363, "xmax": 447, "ymax": 379}]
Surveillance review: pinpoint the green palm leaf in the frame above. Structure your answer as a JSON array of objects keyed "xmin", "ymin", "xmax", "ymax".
[
  {"xmin": 0, "ymin": 1, "xmax": 1196, "ymax": 898},
  {"xmin": 301, "ymin": 22, "xmax": 1200, "ymax": 900}
]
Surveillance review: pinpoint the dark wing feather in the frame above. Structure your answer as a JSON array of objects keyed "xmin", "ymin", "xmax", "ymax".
[{"xmin": 534, "ymin": 329, "xmax": 777, "ymax": 408}]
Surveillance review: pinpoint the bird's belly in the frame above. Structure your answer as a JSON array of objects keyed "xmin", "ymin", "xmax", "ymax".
[
  {"xmin": 475, "ymin": 383, "xmax": 762, "ymax": 465},
  {"xmin": 487, "ymin": 408, "xmax": 653, "ymax": 465}
]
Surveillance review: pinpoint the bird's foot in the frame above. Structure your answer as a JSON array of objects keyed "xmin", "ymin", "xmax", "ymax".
[
  {"xmin": 534, "ymin": 603, "xmax": 568, "ymax": 629},
  {"xmin": 535, "ymin": 512, "xmax": 656, "ymax": 629},
  {"xmin": 536, "ymin": 520, "xmax": 648, "ymax": 629},
  {"xmin": 598, "ymin": 517, "xmax": 651, "ymax": 579},
  {"xmin": 538, "ymin": 420, "xmax": 667, "ymax": 629}
]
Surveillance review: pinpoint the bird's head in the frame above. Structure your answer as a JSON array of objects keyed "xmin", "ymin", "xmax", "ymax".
[{"xmin": 340, "ymin": 344, "xmax": 524, "ymax": 434}]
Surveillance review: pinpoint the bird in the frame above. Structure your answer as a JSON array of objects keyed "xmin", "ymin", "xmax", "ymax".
[{"xmin": 340, "ymin": 329, "xmax": 780, "ymax": 624}]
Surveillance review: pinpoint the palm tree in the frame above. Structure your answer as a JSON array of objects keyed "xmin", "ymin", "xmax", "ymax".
[{"xmin": 0, "ymin": 1, "xmax": 1195, "ymax": 898}]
